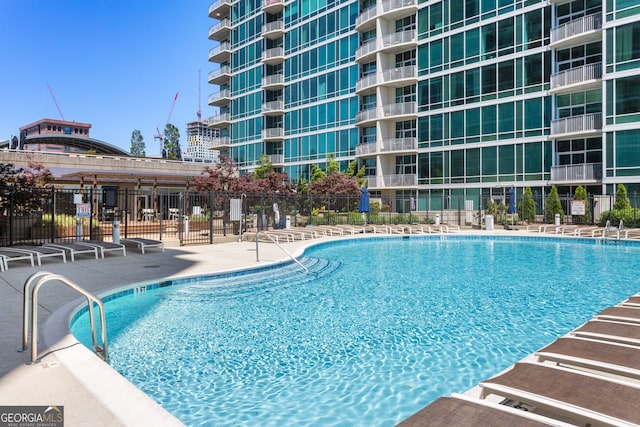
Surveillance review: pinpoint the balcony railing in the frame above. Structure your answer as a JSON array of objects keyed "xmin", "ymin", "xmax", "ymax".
[
  {"xmin": 263, "ymin": 73, "xmax": 284, "ymax": 87},
  {"xmin": 355, "ymin": 39, "xmax": 378, "ymax": 61},
  {"xmin": 551, "ymin": 113, "xmax": 602, "ymax": 136},
  {"xmin": 208, "ymin": 0, "xmax": 232, "ymax": 17},
  {"xmin": 382, "ymin": 174, "xmax": 417, "ymax": 187},
  {"xmin": 551, "ymin": 163, "xmax": 602, "ymax": 182},
  {"xmin": 356, "ymin": 74, "xmax": 378, "ymax": 92},
  {"xmin": 381, "ymin": 137, "xmax": 417, "ymax": 152},
  {"xmin": 355, "ymin": 6, "xmax": 378, "ymax": 29},
  {"xmin": 551, "ymin": 13, "xmax": 602, "ymax": 45},
  {"xmin": 208, "ymin": 65, "xmax": 231, "ymax": 84},
  {"xmin": 551, "ymin": 62, "xmax": 602, "ymax": 90},
  {"xmin": 262, "ymin": 128, "xmax": 285, "ymax": 139},
  {"xmin": 209, "ymin": 42, "xmax": 231, "ymax": 62},
  {"xmin": 262, "ymin": 47, "xmax": 285, "ymax": 63},
  {"xmin": 268, "ymin": 154, "xmax": 284, "ymax": 164},
  {"xmin": 208, "ymin": 89, "xmax": 231, "ymax": 105},
  {"xmin": 262, "ymin": 100, "xmax": 284, "ymax": 113},
  {"xmin": 382, "ymin": 0, "xmax": 417, "ymax": 12},
  {"xmin": 207, "ymin": 136, "xmax": 231, "ymax": 149},
  {"xmin": 381, "ymin": 66, "xmax": 416, "ymax": 83},
  {"xmin": 262, "ymin": 0, "xmax": 285, "ymax": 12},
  {"xmin": 355, "ymin": 108, "xmax": 379, "ymax": 124},
  {"xmin": 209, "ymin": 18, "xmax": 231, "ymax": 39},
  {"xmin": 382, "ymin": 102, "xmax": 416, "ymax": 118},
  {"xmin": 209, "ymin": 113, "xmax": 231, "ymax": 126},
  {"xmin": 381, "ymin": 30, "xmax": 416, "ymax": 49},
  {"xmin": 263, "ymin": 20, "xmax": 284, "ymax": 34},
  {"xmin": 356, "ymin": 142, "xmax": 377, "ymax": 156}
]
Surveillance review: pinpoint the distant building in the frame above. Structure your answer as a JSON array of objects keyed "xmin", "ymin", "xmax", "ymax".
[
  {"xmin": 7, "ymin": 118, "xmax": 129, "ymax": 155},
  {"xmin": 183, "ymin": 120, "xmax": 220, "ymax": 164}
]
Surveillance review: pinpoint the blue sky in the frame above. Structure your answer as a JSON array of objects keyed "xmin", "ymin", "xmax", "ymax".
[{"xmin": 1, "ymin": 1, "xmax": 214, "ymax": 156}]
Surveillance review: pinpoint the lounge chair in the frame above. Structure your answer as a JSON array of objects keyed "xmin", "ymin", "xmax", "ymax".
[
  {"xmin": 81, "ymin": 240, "xmax": 126, "ymax": 258},
  {"xmin": 571, "ymin": 320, "xmax": 640, "ymax": 346},
  {"xmin": 535, "ymin": 337, "xmax": 640, "ymax": 379},
  {"xmin": 12, "ymin": 245, "xmax": 67, "ymax": 265},
  {"xmin": 621, "ymin": 295, "xmax": 640, "ymax": 307},
  {"xmin": 479, "ymin": 362, "xmax": 640, "ymax": 426},
  {"xmin": 0, "ymin": 248, "xmax": 35, "ymax": 269},
  {"xmin": 313, "ymin": 225, "xmax": 344, "ymax": 236},
  {"xmin": 595, "ymin": 306, "xmax": 640, "ymax": 324},
  {"xmin": 397, "ymin": 395, "xmax": 570, "ymax": 427},
  {"xmin": 45, "ymin": 242, "xmax": 99, "ymax": 261},
  {"xmin": 120, "ymin": 238, "xmax": 164, "ymax": 254}
]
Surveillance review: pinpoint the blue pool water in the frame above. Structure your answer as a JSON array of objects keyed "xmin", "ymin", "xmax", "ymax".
[{"xmin": 72, "ymin": 236, "xmax": 640, "ymax": 426}]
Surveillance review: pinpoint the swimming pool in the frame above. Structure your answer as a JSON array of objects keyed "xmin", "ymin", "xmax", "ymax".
[{"xmin": 71, "ymin": 236, "xmax": 640, "ymax": 426}]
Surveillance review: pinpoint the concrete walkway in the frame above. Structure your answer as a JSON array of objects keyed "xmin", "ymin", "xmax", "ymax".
[{"xmin": 0, "ymin": 237, "xmax": 314, "ymax": 426}]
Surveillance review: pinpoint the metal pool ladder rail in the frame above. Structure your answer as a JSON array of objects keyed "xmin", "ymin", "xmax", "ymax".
[
  {"xmin": 21, "ymin": 271, "xmax": 108, "ymax": 364},
  {"xmin": 255, "ymin": 230, "xmax": 309, "ymax": 273}
]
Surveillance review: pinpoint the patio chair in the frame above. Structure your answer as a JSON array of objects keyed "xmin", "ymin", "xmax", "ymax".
[
  {"xmin": 120, "ymin": 238, "xmax": 164, "ymax": 254},
  {"xmin": 12, "ymin": 245, "xmax": 67, "ymax": 265},
  {"xmin": 45, "ymin": 242, "xmax": 100, "ymax": 261},
  {"xmin": 397, "ymin": 395, "xmax": 570, "ymax": 427},
  {"xmin": 0, "ymin": 248, "xmax": 35, "ymax": 269},
  {"xmin": 479, "ymin": 362, "xmax": 640, "ymax": 426},
  {"xmin": 81, "ymin": 240, "xmax": 127, "ymax": 258},
  {"xmin": 595, "ymin": 305, "xmax": 640, "ymax": 324},
  {"xmin": 535, "ymin": 337, "xmax": 640, "ymax": 380},
  {"xmin": 571, "ymin": 319, "xmax": 640, "ymax": 346}
]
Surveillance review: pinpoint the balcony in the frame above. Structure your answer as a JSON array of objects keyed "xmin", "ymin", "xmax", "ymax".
[
  {"xmin": 380, "ymin": 137, "xmax": 417, "ymax": 153},
  {"xmin": 381, "ymin": 0, "xmax": 417, "ymax": 19},
  {"xmin": 550, "ymin": 163, "xmax": 602, "ymax": 183},
  {"xmin": 208, "ymin": 89, "xmax": 232, "ymax": 107},
  {"xmin": 208, "ymin": 113, "xmax": 232, "ymax": 128},
  {"xmin": 268, "ymin": 154, "xmax": 284, "ymax": 165},
  {"xmin": 262, "ymin": 47, "xmax": 285, "ymax": 65},
  {"xmin": 262, "ymin": 0, "xmax": 285, "ymax": 13},
  {"xmin": 263, "ymin": 20, "xmax": 285, "ymax": 39},
  {"xmin": 550, "ymin": 13, "xmax": 602, "ymax": 49},
  {"xmin": 355, "ymin": 6, "xmax": 378, "ymax": 31},
  {"xmin": 208, "ymin": 65, "xmax": 232, "ymax": 85},
  {"xmin": 262, "ymin": 100, "xmax": 285, "ymax": 115},
  {"xmin": 355, "ymin": 74, "xmax": 378, "ymax": 94},
  {"xmin": 379, "ymin": 30, "xmax": 417, "ymax": 53},
  {"xmin": 262, "ymin": 127, "xmax": 285, "ymax": 140},
  {"xmin": 208, "ymin": 42, "xmax": 231, "ymax": 63},
  {"xmin": 207, "ymin": 136, "xmax": 231, "ymax": 150},
  {"xmin": 356, "ymin": 142, "xmax": 377, "ymax": 157},
  {"xmin": 262, "ymin": 73, "xmax": 285, "ymax": 89},
  {"xmin": 355, "ymin": 39, "xmax": 378, "ymax": 63},
  {"xmin": 369, "ymin": 174, "xmax": 417, "ymax": 188},
  {"xmin": 208, "ymin": 18, "xmax": 231, "ymax": 41},
  {"xmin": 551, "ymin": 113, "xmax": 602, "ymax": 138},
  {"xmin": 355, "ymin": 108, "xmax": 379, "ymax": 125},
  {"xmin": 550, "ymin": 62, "xmax": 602, "ymax": 94},
  {"xmin": 381, "ymin": 65, "xmax": 417, "ymax": 86},
  {"xmin": 381, "ymin": 102, "xmax": 417, "ymax": 119},
  {"xmin": 208, "ymin": 0, "xmax": 232, "ymax": 18}
]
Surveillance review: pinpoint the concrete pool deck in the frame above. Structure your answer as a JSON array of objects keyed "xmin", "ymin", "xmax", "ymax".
[{"xmin": 0, "ymin": 229, "xmax": 608, "ymax": 426}]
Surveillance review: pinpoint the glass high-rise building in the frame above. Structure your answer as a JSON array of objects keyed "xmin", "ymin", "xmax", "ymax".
[{"xmin": 208, "ymin": 0, "xmax": 640, "ymax": 211}]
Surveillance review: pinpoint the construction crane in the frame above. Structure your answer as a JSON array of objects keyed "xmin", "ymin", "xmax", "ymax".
[
  {"xmin": 154, "ymin": 92, "xmax": 179, "ymax": 155},
  {"xmin": 46, "ymin": 84, "xmax": 65, "ymax": 120}
]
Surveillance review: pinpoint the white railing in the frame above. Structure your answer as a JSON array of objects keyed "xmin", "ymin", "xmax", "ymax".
[
  {"xmin": 263, "ymin": 47, "xmax": 284, "ymax": 61},
  {"xmin": 356, "ymin": 108, "xmax": 379, "ymax": 123},
  {"xmin": 551, "ymin": 13, "xmax": 602, "ymax": 44},
  {"xmin": 263, "ymin": 20, "xmax": 284, "ymax": 34},
  {"xmin": 262, "ymin": 100, "xmax": 284, "ymax": 112},
  {"xmin": 268, "ymin": 154, "xmax": 284, "ymax": 164},
  {"xmin": 381, "ymin": 137, "xmax": 417, "ymax": 152},
  {"xmin": 263, "ymin": 74, "xmax": 284, "ymax": 86},
  {"xmin": 381, "ymin": 30, "xmax": 416, "ymax": 48},
  {"xmin": 262, "ymin": 128, "xmax": 284, "ymax": 139},
  {"xmin": 382, "ymin": 65, "xmax": 416, "ymax": 83},
  {"xmin": 209, "ymin": 0, "xmax": 231, "ymax": 16},
  {"xmin": 356, "ymin": 142, "xmax": 377, "ymax": 156},
  {"xmin": 355, "ymin": 39, "xmax": 378, "ymax": 60},
  {"xmin": 209, "ymin": 18, "xmax": 231, "ymax": 38},
  {"xmin": 262, "ymin": 0, "xmax": 285, "ymax": 10},
  {"xmin": 209, "ymin": 42, "xmax": 231, "ymax": 60},
  {"xmin": 208, "ymin": 65, "xmax": 231, "ymax": 82},
  {"xmin": 551, "ymin": 113, "xmax": 602, "ymax": 136},
  {"xmin": 210, "ymin": 113, "xmax": 231, "ymax": 124},
  {"xmin": 551, "ymin": 62, "xmax": 602, "ymax": 89},
  {"xmin": 382, "ymin": 102, "xmax": 416, "ymax": 117},
  {"xmin": 382, "ymin": 173, "xmax": 417, "ymax": 186},
  {"xmin": 382, "ymin": 0, "xmax": 416, "ymax": 12},
  {"xmin": 207, "ymin": 136, "xmax": 230, "ymax": 149},
  {"xmin": 356, "ymin": 6, "xmax": 378, "ymax": 28},
  {"xmin": 551, "ymin": 163, "xmax": 602, "ymax": 181},
  {"xmin": 356, "ymin": 74, "xmax": 378, "ymax": 92},
  {"xmin": 365, "ymin": 176, "xmax": 378, "ymax": 188}
]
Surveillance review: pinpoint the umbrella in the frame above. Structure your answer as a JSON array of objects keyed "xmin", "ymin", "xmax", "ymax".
[
  {"xmin": 359, "ymin": 187, "xmax": 370, "ymax": 226},
  {"xmin": 508, "ymin": 187, "xmax": 517, "ymax": 214}
]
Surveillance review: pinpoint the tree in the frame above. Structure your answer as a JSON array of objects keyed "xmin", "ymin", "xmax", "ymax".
[
  {"xmin": 193, "ymin": 156, "xmax": 238, "ymax": 192},
  {"xmin": 326, "ymin": 154, "xmax": 340, "ymax": 174},
  {"xmin": 0, "ymin": 162, "xmax": 52, "ymax": 215},
  {"xmin": 252, "ymin": 154, "xmax": 274, "ymax": 179},
  {"xmin": 518, "ymin": 187, "xmax": 537, "ymax": 223},
  {"xmin": 163, "ymin": 123, "xmax": 181, "ymax": 160},
  {"xmin": 598, "ymin": 183, "xmax": 635, "ymax": 226},
  {"xmin": 544, "ymin": 186, "xmax": 565, "ymax": 223},
  {"xmin": 613, "ymin": 183, "xmax": 631, "ymax": 211},
  {"xmin": 130, "ymin": 130, "xmax": 145, "ymax": 156},
  {"xmin": 573, "ymin": 185, "xmax": 591, "ymax": 224},
  {"xmin": 310, "ymin": 164, "xmax": 326, "ymax": 182},
  {"xmin": 308, "ymin": 172, "xmax": 359, "ymax": 195}
]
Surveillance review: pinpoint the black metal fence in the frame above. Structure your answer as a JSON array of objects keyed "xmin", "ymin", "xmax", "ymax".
[{"xmin": 1, "ymin": 187, "xmax": 639, "ymax": 247}]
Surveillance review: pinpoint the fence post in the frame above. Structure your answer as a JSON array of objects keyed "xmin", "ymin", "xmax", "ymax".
[
  {"xmin": 124, "ymin": 188, "xmax": 129, "ymax": 238},
  {"xmin": 50, "ymin": 187, "xmax": 56, "ymax": 243},
  {"xmin": 9, "ymin": 191, "xmax": 14, "ymax": 245},
  {"xmin": 209, "ymin": 191, "xmax": 214, "ymax": 244},
  {"xmin": 159, "ymin": 191, "xmax": 164, "ymax": 241}
]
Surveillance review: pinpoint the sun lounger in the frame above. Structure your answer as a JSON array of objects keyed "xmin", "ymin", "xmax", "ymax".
[
  {"xmin": 313, "ymin": 225, "xmax": 344, "ymax": 236},
  {"xmin": 45, "ymin": 242, "xmax": 99, "ymax": 261},
  {"xmin": 621, "ymin": 295, "xmax": 640, "ymax": 307},
  {"xmin": 397, "ymin": 395, "xmax": 569, "ymax": 427},
  {"xmin": 535, "ymin": 337, "xmax": 640, "ymax": 379},
  {"xmin": 81, "ymin": 240, "xmax": 126, "ymax": 257},
  {"xmin": 571, "ymin": 320, "xmax": 640, "ymax": 346},
  {"xmin": 335, "ymin": 224, "xmax": 368, "ymax": 234},
  {"xmin": 479, "ymin": 362, "xmax": 640, "ymax": 427},
  {"xmin": 595, "ymin": 306, "xmax": 640, "ymax": 324},
  {"xmin": 0, "ymin": 248, "xmax": 35, "ymax": 269},
  {"xmin": 12, "ymin": 245, "xmax": 67, "ymax": 265},
  {"xmin": 120, "ymin": 238, "xmax": 164, "ymax": 254}
]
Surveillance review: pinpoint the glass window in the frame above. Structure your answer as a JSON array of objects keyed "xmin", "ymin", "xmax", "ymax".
[
  {"xmin": 466, "ymin": 68, "xmax": 480, "ymax": 98},
  {"xmin": 466, "ymin": 28, "xmax": 480, "ymax": 59},
  {"xmin": 497, "ymin": 18, "xmax": 514, "ymax": 52},
  {"xmin": 499, "ymin": 145, "xmax": 514, "ymax": 174},
  {"xmin": 467, "ymin": 107, "xmax": 480, "ymax": 135},
  {"xmin": 616, "ymin": 21, "xmax": 640, "ymax": 63},
  {"xmin": 498, "ymin": 102, "xmax": 514, "ymax": 132},
  {"xmin": 430, "ymin": 40, "xmax": 443, "ymax": 67},
  {"xmin": 482, "ymin": 23, "xmax": 496, "ymax": 58},
  {"xmin": 430, "ymin": 2, "xmax": 443, "ymax": 31},
  {"xmin": 498, "ymin": 60, "xmax": 514, "ymax": 91},
  {"xmin": 451, "ymin": 0, "xmax": 464, "ymax": 23},
  {"xmin": 524, "ymin": 98, "xmax": 542, "ymax": 130},
  {"xmin": 617, "ymin": 75, "xmax": 640, "ymax": 115},
  {"xmin": 451, "ymin": 111, "xmax": 465, "ymax": 138},
  {"xmin": 482, "ymin": 146, "xmax": 497, "ymax": 175},
  {"xmin": 616, "ymin": 129, "xmax": 640, "ymax": 168},
  {"xmin": 524, "ymin": 54, "xmax": 542, "ymax": 86},
  {"xmin": 451, "ymin": 33, "xmax": 465, "ymax": 62},
  {"xmin": 451, "ymin": 71, "xmax": 465, "ymax": 101},
  {"xmin": 524, "ymin": 142, "xmax": 542, "ymax": 173},
  {"xmin": 451, "ymin": 150, "xmax": 464, "ymax": 177},
  {"xmin": 482, "ymin": 64, "xmax": 496, "ymax": 94},
  {"xmin": 466, "ymin": 148, "xmax": 480, "ymax": 176},
  {"xmin": 482, "ymin": 105, "xmax": 497, "ymax": 134}
]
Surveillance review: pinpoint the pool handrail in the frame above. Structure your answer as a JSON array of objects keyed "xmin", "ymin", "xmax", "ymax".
[
  {"xmin": 255, "ymin": 230, "xmax": 309, "ymax": 273},
  {"xmin": 21, "ymin": 271, "xmax": 108, "ymax": 364}
]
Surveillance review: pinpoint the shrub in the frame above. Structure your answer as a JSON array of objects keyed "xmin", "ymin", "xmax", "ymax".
[
  {"xmin": 545, "ymin": 186, "xmax": 565, "ymax": 223},
  {"xmin": 518, "ymin": 187, "xmax": 537, "ymax": 223}
]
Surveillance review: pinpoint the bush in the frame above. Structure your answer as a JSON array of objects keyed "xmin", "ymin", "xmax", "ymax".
[
  {"xmin": 518, "ymin": 187, "xmax": 537, "ymax": 223},
  {"xmin": 545, "ymin": 186, "xmax": 565, "ymax": 223}
]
